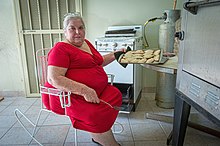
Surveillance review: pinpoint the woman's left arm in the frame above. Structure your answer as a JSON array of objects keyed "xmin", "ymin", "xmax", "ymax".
[{"xmin": 102, "ymin": 52, "xmax": 115, "ymax": 67}]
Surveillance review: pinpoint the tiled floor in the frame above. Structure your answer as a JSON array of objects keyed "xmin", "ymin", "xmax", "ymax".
[{"xmin": 0, "ymin": 90, "xmax": 220, "ymax": 146}]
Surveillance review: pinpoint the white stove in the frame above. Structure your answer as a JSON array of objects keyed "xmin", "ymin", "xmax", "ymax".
[
  {"xmin": 95, "ymin": 25, "xmax": 143, "ymax": 112},
  {"xmin": 95, "ymin": 25, "xmax": 143, "ymax": 84}
]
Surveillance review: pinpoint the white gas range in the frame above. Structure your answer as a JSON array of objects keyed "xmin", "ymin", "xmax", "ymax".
[{"xmin": 95, "ymin": 25, "xmax": 143, "ymax": 112}]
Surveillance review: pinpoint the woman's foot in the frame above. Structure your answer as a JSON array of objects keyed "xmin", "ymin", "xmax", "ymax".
[{"xmin": 92, "ymin": 138, "xmax": 102, "ymax": 145}]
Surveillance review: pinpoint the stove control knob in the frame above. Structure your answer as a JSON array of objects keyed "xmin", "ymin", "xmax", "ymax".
[
  {"xmin": 112, "ymin": 42, "xmax": 118, "ymax": 47},
  {"xmin": 97, "ymin": 43, "xmax": 102, "ymax": 46},
  {"xmin": 103, "ymin": 43, "xmax": 108, "ymax": 47},
  {"xmin": 122, "ymin": 43, "xmax": 127, "ymax": 47}
]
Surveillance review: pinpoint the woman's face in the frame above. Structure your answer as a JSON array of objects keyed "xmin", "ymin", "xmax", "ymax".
[{"xmin": 64, "ymin": 18, "xmax": 85, "ymax": 47}]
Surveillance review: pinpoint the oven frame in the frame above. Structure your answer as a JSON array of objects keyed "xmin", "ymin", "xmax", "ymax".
[{"xmin": 173, "ymin": 0, "xmax": 220, "ymax": 145}]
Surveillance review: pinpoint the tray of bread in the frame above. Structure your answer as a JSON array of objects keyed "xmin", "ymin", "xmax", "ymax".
[
  {"xmin": 114, "ymin": 46, "xmax": 168, "ymax": 68},
  {"xmin": 119, "ymin": 49, "xmax": 162, "ymax": 64}
]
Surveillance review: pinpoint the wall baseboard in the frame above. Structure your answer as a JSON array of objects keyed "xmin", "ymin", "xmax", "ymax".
[{"xmin": 0, "ymin": 91, "xmax": 25, "ymax": 97}]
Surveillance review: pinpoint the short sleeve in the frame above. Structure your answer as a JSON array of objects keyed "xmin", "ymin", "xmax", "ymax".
[{"xmin": 48, "ymin": 44, "xmax": 70, "ymax": 68}]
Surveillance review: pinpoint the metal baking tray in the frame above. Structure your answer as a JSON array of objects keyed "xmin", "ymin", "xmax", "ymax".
[{"xmin": 114, "ymin": 46, "xmax": 168, "ymax": 68}]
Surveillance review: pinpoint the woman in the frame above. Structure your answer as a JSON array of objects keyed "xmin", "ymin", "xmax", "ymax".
[{"xmin": 43, "ymin": 12, "xmax": 122, "ymax": 146}]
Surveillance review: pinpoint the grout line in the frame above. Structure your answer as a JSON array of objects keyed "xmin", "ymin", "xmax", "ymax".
[
  {"xmin": 158, "ymin": 121, "xmax": 171, "ymax": 137},
  {"xmin": 128, "ymin": 113, "xmax": 136, "ymax": 145},
  {"xmin": 62, "ymin": 124, "xmax": 71, "ymax": 145}
]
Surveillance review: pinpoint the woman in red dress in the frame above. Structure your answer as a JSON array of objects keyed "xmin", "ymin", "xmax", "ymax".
[{"xmin": 43, "ymin": 12, "xmax": 122, "ymax": 146}]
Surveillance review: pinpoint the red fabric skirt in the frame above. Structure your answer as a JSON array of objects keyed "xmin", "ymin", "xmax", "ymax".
[{"xmin": 42, "ymin": 84, "xmax": 122, "ymax": 133}]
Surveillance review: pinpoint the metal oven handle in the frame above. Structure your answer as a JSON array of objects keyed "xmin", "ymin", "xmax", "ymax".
[{"xmin": 184, "ymin": 0, "xmax": 220, "ymax": 15}]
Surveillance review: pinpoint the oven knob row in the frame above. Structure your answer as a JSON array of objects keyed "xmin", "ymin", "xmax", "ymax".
[
  {"xmin": 97, "ymin": 42, "xmax": 133, "ymax": 47},
  {"xmin": 98, "ymin": 43, "xmax": 118, "ymax": 47},
  {"xmin": 97, "ymin": 43, "xmax": 109, "ymax": 46},
  {"xmin": 122, "ymin": 43, "xmax": 127, "ymax": 46},
  {"xmin": 97, "ymin": 43, "xmax": 109, "ymax": 47},
  {"xmin": 103, "ymin": 43, "xmax": 108, "ymax": 47},
  {"xmin": 97, "ymin": 43, "xmax": 102, "ymax": 46}
]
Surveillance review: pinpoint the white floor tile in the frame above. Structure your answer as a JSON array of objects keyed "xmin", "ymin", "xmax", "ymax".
[
  {"xmin": 30, "ymin": 125, "xmax": 69, "ymax": 145},
  {"xmin": 130, "ymin": 123, "xmax": 167, "ymax": 141},
  {"xmin": 0, "ymin": 127, "xmax": 32, "ymax": 145},
  {"xmin": 1, "ymin": 94, "xmax": 219, "ymax": 146}
]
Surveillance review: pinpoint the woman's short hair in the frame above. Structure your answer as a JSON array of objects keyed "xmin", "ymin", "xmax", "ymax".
[{"xmin": 63, "ymin": 12, "xmax": 85, "ymax": 30}]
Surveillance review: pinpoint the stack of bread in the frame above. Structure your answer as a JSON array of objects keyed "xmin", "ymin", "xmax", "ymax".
[{"xmin": 120, "ymin": 49, "xmax": 161, "ymax": 64}]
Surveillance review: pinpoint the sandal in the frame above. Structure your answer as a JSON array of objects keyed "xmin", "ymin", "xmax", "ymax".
[
  {"xmin": 92, "ymin": 138, "xmax": 102, "ymax": 145},
  {"xmin": 92, "ymin": 138, "xmax": 121, "ymax": 146}
]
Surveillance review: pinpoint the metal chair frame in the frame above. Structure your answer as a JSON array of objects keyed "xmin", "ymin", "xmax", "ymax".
[
  {"xmin": 14, "ymin": 48, "xmax": 123, "ymax": 146},
  {"xmin": 14, "ymin": 48, "xmax": 77, "ymax": 146}
]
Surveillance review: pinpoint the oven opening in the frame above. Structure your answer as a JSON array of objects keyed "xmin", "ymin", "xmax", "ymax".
[{"xmin": 113, "ymin": 83, "xmax": 134, "ymax": 113}]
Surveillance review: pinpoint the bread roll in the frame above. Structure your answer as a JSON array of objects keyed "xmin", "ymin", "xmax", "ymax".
[
  {"xmin": 154, "ymin": 55, "xmax": 160, "ymax": 61},
  {"xmin": 144, "ymin": 49, "xmax": 154, "ymax": 54},
  {"xmin": 154, "ymin": 49, "xmax": 161, "ymax": 56},
  {"xmin": 146, "ymin": 58, "xmax": 154, "ymax": 63}
]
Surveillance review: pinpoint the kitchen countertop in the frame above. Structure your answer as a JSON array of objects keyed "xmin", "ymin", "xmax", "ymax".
[{"xmin": 140, "ymin": 56, "xmax": 178, "ymax": 74}]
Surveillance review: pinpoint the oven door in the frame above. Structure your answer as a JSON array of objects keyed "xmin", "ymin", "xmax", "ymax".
[
  {"xmin": 180, "ymin": 3, "xmax": 220, "ymax": 87},
  {"xmin": 177, "ymin": 0, "xmax": 220, "ymax": 120}
]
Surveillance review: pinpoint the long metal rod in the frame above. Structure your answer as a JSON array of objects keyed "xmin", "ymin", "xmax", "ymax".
[
  {"xmin": 46, "ymin": 0, "xmax": 53, "ymax": 48},
  {"xmin": 75, "ymin": 0, "xmax": 82, "ymax": 15},
  {"xmin": 66, "ymin": 0, "xmax": 69, "ymax": 13},
  {"xmin": 23, "ymin": 29, "xmax": 63, "ymax": 34},
  {"xmin": 27, "ymin": 0, "xmax": 32, "ymax": 30},
  {"xmin": 56, "ymin": 0, "xmax": 62, "ymax": 41},
  {"xmin": 27, "ymin": 0, "xmax": 36, "ymax": 95},
  {"xmin": 37, "ymin": 0, "xmax": 44, "ymax": 49},
  {"xmin": 35, "ymin": 0, "xmax": 43, "ymax": 93}
]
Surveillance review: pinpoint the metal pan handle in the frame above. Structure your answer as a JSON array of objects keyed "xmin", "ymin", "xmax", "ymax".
[{"xmin": 184, "ymin": 0, "xmax": 220, "ymax": 15}]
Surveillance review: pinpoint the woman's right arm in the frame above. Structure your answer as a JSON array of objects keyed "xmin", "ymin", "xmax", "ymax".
[{"xmin": 47, "ymin": 65, "xmax": 100, "ymax": 103}]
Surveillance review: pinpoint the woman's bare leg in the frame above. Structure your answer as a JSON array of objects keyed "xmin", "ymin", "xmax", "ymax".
[{"xmin": 90, "ymin": 129, "xmax": 120, "ymax": 146}]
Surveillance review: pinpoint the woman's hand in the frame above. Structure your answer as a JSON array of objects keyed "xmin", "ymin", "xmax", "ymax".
[
  {"xmin": 82, "ymin": 87, "xmax": 100, "ymax": 103},
  {"xmin": 102, "ymin": 48, "xmax": 127, "ymax": 66}
]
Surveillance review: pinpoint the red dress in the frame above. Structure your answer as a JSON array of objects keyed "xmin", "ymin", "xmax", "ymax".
[{"xmin": 42, "ymin": 40, "xmax": 122, "ymax": 133}]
